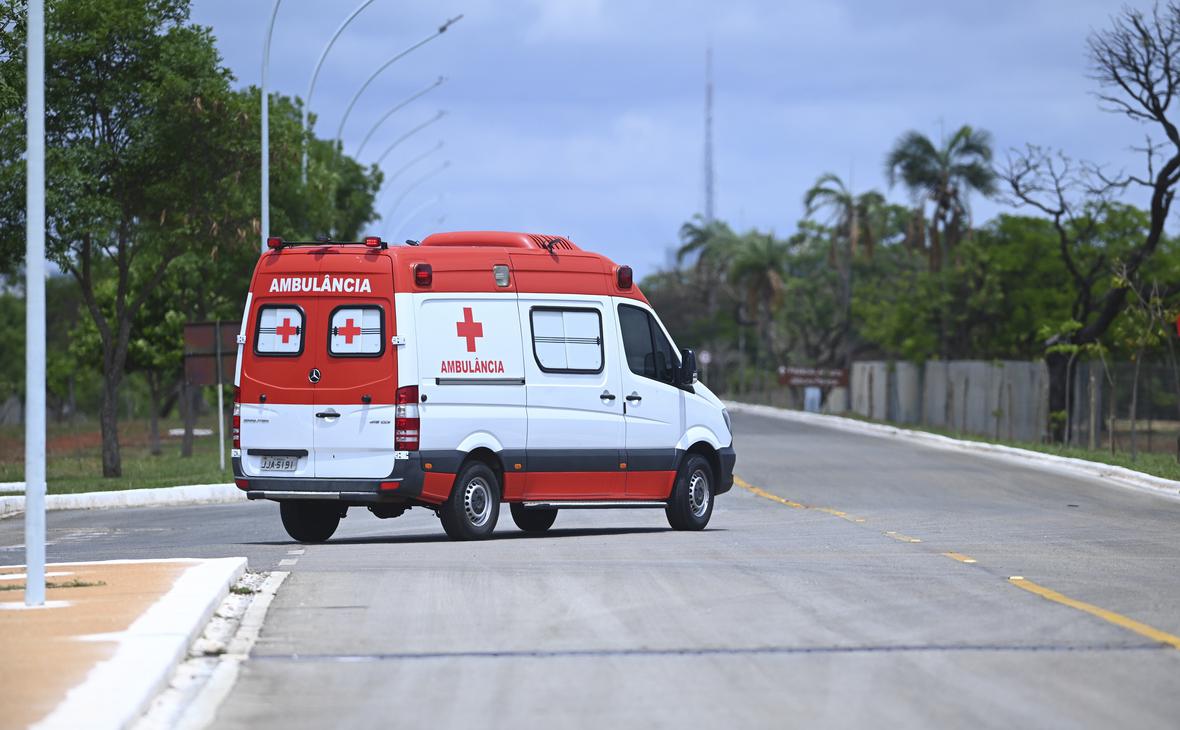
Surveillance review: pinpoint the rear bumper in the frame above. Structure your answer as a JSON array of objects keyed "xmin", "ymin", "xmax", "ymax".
[
  {"xmin": 716, "ymin": 446, "xmax": 736, "ymax": 495},
  {"xmin": 233, "ymin": 453, "xmax": 427, "ymax": 505}
]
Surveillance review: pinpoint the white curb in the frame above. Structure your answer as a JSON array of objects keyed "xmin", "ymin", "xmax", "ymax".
[
  {"xmin": 31, "ymin": 557, "xmax": 248, "ymax": 730},
  {"xmin": 727, "ymin": 401, "xmax": 1180, "ymax": 502},
  {"xmin": 0, "ymin": 483, "xmax": 245, "ymax": 519}
]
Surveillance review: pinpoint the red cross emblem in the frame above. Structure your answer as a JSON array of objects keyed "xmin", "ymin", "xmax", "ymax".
[
  {"xmin": 456, "ymin": 307, "xmax": 483, "ymax": 352},
  {"xmin": 275, "ymin": 317, "xmax": 299, "ymax": 344},
  {"xmin": 337, "ymin": 318, "xmax": 361, "ymax": 344}
]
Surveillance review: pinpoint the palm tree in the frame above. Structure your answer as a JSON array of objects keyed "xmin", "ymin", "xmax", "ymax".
[
  {"xmin": 729, "ymin": 233, "xmax": 791, "ymax": 367},
  {"xmin": 884, "ymin": 125, "xmax": 997, "ymax": 272},
  {"xmin": 803, "ymin": 173, "xmax": 887, "ymax": 260}
]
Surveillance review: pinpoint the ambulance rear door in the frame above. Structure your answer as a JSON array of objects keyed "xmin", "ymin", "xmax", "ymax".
[
  {"xmin": 311, "ymin": 251, "xmax": 398, "ymax": 479},
  {"xmin": 238, "ymin": 259, "xmax": 320, "ymax": 480}
]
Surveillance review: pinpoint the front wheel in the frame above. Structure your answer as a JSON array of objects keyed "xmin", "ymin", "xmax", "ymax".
[
  {"xmin": 280, "ymin": 501, "xmax": 341, "ymax": 543},
  {"xmin": 666, "ymin": 454, "xmax": 714, "ymax": 531},
  {"xmin": 439, "ymin": 462, "xmax": 501, "ymax": 540},
  {"xmin": 510, "ymin": 503, "xmax": 558, "ymax": 533}
]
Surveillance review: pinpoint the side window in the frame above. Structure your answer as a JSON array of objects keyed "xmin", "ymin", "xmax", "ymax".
[
  {"xmin": 329, "ymin": 306, "xmax": 384, "ymax": 357},
  {"xmin": 619, "ymin": 304, "xmax": 679, "ymax": 385},
  {"xmin": 255, "ymin": 305, "xmax": 304, "ymax": 356},
  {"xmin": 530, "ymin": 307, "xmax": 604, "ymax": 373}
]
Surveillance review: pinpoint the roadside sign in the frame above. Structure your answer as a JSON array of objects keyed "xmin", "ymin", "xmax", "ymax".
[
  {"xmin": 781, "ymin": 367, "xmax": 848, "ymax": 388},
  {"xmin": 184, "ymin": 321, "xmax": 240, "ymax": 385}
]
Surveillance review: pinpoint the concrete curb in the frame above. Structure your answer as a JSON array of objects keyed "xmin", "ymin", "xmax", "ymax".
[
  {"xmin": 727, "ymin": 401, "xmax": 1180, "ymax": 502},
  {"xmin": 0, "ymin": 483, "xmax": 245, "ymax": 519},
  {"xmin": 32, "ymin": 557, "xmax": 248, "ymax": 730}
]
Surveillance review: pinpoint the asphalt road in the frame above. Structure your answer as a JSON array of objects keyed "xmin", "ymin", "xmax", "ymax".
[{"xmin": 3, "ymin": 410, "xmax": 1180, "ymax": 728}]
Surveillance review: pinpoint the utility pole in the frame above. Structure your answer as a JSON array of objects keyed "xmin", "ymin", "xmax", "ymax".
[
  {"xmin": 261, "ymin": 0, "xmax": 282, "ymax": 254},
  {"xmin": 703, "ymin": 46, "xmax": 715, "ymax": 225},
  {"xmin": 25, "ymin": 0, "xmax": 46, "ymax": 607}
]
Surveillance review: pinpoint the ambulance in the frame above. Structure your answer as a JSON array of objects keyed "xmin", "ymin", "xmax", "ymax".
[{"xmin": 232, "ymin": 231, "xmax": 736, "ymax": 542}]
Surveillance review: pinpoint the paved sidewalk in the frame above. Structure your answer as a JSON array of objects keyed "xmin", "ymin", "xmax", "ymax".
[{"xmin": 0, "ymin": 558, "xmax": 245, "ymax": 729}]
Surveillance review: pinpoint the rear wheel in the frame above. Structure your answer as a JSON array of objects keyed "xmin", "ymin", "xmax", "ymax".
[
  {"xmin": 666, "ymin": 454, "xmax": 714, "ymax": 531},
  {"xmin": 510, "ymin": 503, "xmax": 558, "ymax": 533},
  {"xmin": 280, "ymin": 501, "xmax": 340, "ymax": 543},
  {"xmin": 440, "ymin": 462, "xmax": 500, "ymax": 540}
]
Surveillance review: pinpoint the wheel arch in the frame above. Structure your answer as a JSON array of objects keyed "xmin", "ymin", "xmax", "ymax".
[{"xmin": 681, "ymin": 441, "xmax": 720, "ymax": 486}]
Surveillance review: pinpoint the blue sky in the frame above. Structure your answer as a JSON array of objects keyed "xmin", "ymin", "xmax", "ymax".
[{"xmin": 192, "ymin": 0, "xmax": 1147, "ymax": 276}]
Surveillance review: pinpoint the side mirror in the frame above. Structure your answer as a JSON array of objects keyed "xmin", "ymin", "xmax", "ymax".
[{"xmin": 677, "ymin": 348, "xmax": 698, "ymax": 387}]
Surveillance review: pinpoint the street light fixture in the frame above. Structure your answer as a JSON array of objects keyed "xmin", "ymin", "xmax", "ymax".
[
  {"xmin": 261, "ymin": 0, "xmax": 283, "ymax": 254},
  {"xmin": 373, "ymin": 111, "xmax": 446, "ymax": 168},
  {"xmin": 355, "ymin": 76, "xmax": 446, "ymax": 158},
  {"xmin": 335, "ymin": 15, "xmax": 463, "ymax": 149},
  {"xmin": 302, "ymin": 0, "xmax": 379, "ymax": 183}
]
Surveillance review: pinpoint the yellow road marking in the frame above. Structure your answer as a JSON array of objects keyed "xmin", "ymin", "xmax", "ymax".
[
  {"xmin": 943, "ymin": 552, "xmax": 977, "ymax": 564},
  {"xmin": 1009, "ymin": 577, "xmax": 1180, "ymax": 650},
  {"xmin": 733, "ymin": 475, "xmax": 807, "ymax": 509},
  {"xmin": 884, "ymin": 531, "xmax": 922, "ymax": 544}
]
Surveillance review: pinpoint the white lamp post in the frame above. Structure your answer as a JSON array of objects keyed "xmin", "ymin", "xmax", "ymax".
[
  {"xmin": 355, "ymin": 76, "xmax": 446, "ymax": 158},
  {"xmin": 261, "ymin": 0, "xmax": 283, "ymax": 254},
  {"xmin": 25, "ymin": 0, "xmax": 46, "ymax": 608},
  {"xmin": 302, "ymin": 0, "xmax": 379, "ymax": 183},
  {"xmin": 335, "ymin": 15, "xmax": 462, "ymax": 149}
]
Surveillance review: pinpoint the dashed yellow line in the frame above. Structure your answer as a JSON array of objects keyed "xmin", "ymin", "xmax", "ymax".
[
  {"xmin": 942, "ymin": 552, "xmax": 977, "ymax": 564},
  {"xmin": 737, "ymin": 474, "xmax": 1180, "ymax": 650},
  {"xmin": 1009, "ymin": 577, "xmax": 1180, "ymax": 650},
  {"xmin": 733, "ymin": 475, "xmax": 807, "ymax": 509}
]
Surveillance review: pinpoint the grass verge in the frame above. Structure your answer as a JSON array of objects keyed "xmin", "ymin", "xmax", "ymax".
[
  {"xmin": 0, "ymin": 418, "xmax": 231, "ymax": 494},
  {"xmin": 837, "ymin": 412, "xmax": 1180, "ymax": 482}
]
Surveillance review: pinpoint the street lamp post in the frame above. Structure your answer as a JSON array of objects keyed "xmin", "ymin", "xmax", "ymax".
[
  {"xmin": 382, "ymin": 140, "xmax": 443, "ymax": 190},
  {"xmin": 372, "ymin": 111, "xmax": 446, "ymax": 168},
  {"xmin": 355, "ymin": 76, "xmax": 446, "ymax": 158},
  {"xmin": 261, "ymin": 0, "xmax": 283, "ymax": 254},
  {"xmin": 393, "ymin": 194, "xmax": 444, "ymax": 241},
  {"xmin": 335, "ymin": 15, "xmax": 462, "ymax": 149},
  {"xmin": 302, "ymin": 0, "xmax": 379, "ymax": 183},
  {"xmin": 386, "ymin": 161, "xmax": 450, "ymax": 222},
  {"xmin": 25, "ymin": 0, "xmax": 46, "ymax": 608}
]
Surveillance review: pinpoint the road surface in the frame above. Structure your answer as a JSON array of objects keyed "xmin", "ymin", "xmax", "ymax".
[{"xmin": 3, "ymin": 410, "xmax": 1179, "ymax": 728}]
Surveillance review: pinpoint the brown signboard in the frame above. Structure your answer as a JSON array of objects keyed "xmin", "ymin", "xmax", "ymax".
[
  {"xmin": 184, "ymin": 321, "xmax": 241, "ymax": 386},
  {"xmin": 780, "ymin": 366, "xmax": 848, "ymax": 388}
]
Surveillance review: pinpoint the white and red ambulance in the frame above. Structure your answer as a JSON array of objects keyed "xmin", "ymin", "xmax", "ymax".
[{"xmin": 232, "ymin": 231, "xmax": 735, "ymax": 541}]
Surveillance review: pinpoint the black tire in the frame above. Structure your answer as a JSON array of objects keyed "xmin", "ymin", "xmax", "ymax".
[
  {"xmin": 280, "ymin": 501, "xmax": 340, "ymax": 543},
  {"xmin": 510, "ymin": 503, "xmax": 558, "ymax": 533},
  {"xmin": 439, "ymin": 461, "xmax": 500, "ymax": 540},
  {"xmin": 666, "ymin": 454, "xmax": 714, "ymax": 531}
]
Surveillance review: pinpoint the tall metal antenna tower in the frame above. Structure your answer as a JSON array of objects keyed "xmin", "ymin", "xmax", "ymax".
[{"xmin": 704, "ymin": 46, "xmax": 715, "ymax": 225}]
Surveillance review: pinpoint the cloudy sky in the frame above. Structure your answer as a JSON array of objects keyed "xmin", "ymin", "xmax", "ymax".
[{"xmin": 192, "ymin": 0, "xmax": 1147, "ymax": 276}]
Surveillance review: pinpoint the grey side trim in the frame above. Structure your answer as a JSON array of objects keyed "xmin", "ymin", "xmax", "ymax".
[
  {"xmin": 436, "ymin": 377, "xmax": 525, "ymax": 386},
  {"xmin": 521, "ymin": 500, "xmax": 667, "ymax": 509}
]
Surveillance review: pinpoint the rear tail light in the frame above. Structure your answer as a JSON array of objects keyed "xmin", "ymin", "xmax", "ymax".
[
  {"xmin": 617, "ymin": 265, "xmax": 633, "ymax": 289},
  {"xmin": 232, "ymin": 386, "xmax": 241, "ymax": 450},
  {"xmin": 395, "ymin": 385, "xmax": 420, "ymax": 451},
  {"xmin": 413, "ymin": 263, "xmax": 432, "ymax": 287}
]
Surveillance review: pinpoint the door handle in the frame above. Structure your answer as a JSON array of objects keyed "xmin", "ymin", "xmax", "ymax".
[
  {"xmin": 625, "ymin": 393, "xmax": 642, "ymax": 402},
  {"xmin": 600, "ymin": 391, "xmax": 616, "ymax": 401},
  {"xmin": 315, "ymin": 411, "xmax": 339, "ymax": 419}
]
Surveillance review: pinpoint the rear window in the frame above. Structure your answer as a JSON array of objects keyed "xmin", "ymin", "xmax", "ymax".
[
  {"xmin": 329, "ymin": 305, "xmax": 385, "ymax": 357},
  {"xmin": 254, "ymin": 305, "xmax": 304, "ymax": 356}
]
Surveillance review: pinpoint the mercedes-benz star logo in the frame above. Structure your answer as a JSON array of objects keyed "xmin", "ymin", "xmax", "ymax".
[{"xmin": 308, "ymin": 368, "xmax": 321, "ymax": 384}]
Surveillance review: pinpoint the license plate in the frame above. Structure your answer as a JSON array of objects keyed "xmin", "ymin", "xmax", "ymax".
[{"xmin": 260, "ymin": 455, "xmax": 297, "ymax": 472}]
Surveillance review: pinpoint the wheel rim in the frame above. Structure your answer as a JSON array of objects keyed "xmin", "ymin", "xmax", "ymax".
[
  {"xmin": 463, "ymin": 477, "xmax": 493, "ymax": 527},
  {"xmin": 689, "ymin": 468, "xmax": 710, "ymax": 518}
]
